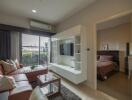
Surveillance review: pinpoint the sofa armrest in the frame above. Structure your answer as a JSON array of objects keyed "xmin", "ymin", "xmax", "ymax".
[{"xmin": 9, "ymin": 86, "xmax": 32, "ymax": 100}]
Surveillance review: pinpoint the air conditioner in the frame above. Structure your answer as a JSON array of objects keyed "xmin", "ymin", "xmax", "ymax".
[{"xmin": 30, "ymin": 20, "xmax": 53, "ymax": 31}]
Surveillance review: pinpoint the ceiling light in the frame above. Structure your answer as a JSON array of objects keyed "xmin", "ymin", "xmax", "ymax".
[{"xmin": 32, "ymin": 10, "xmax": 37, "ymax": 13}]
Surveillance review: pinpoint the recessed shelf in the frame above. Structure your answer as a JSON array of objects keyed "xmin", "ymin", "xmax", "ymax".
[
  {"xmin": 75, "ymin": 61, "xmax": 81, "ymax": 63},
  {"xmin": 75, "ymin": 44, "xmax": 80, "ymax": 45},
  {"xmin": 75, "ymin": 53, "xmax": 80, "ymax": 54},
  {"xmin": 74, "ymin": 35, "xmax": 81, "ymax": 67},
  {"xmin": 72, "ymin": 60, "xmax": 81, "ymax": 62}
]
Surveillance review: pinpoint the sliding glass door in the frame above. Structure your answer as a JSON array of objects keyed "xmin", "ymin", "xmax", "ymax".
[
  {"xmin": 21, "ymin": 34, "xmax": 49, "ymax": 66},
  {"xmin": 39, "ymin": 36, "xmax": 49, "ymax": 65}
]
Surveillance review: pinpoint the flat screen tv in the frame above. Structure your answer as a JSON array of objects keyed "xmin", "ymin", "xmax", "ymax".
[{"xmin": 60, "ymin": 43, "xmax": 74, "ymax": 56}]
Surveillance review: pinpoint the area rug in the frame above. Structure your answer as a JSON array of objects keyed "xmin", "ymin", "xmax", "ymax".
[{"xmin": 31, "ymin": 82, "xmax": 81, "ymax": 100}]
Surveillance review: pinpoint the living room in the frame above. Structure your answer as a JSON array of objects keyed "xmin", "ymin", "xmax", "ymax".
[{"xmin": 0, "ymin": 0, "xmax": 132, "ymax": 100}]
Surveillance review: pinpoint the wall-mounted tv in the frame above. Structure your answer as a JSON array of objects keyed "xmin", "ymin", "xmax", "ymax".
[{"xmin": 60, "ymin": 43, "xmax": 74, "ymax": 56}]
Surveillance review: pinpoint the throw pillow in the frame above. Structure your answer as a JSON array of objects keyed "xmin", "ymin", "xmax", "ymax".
[
  {"xmin": 0, "ymin": 75, "xmax": 3, "ymax": 79},
  {"xmin": 0, "ymin": 64, "xmax": 4, "ymax": 75},
  {"xmin": 29, "ymin": 86, "xmax": 48, "ymax": 100},
  {"xmin": 0, "ymin": 76, "xmax": 16, "ymax": 92},
  {"xmin": 9, "ymin": 60, "xmax": 17, "ymax": 70},
  {"xmin": 14, "ymin": 59, "xmax": 20, "ymax": 69},
  {"xmin": 0, "ymin": 60, "xmax": 16, "ymax": 74}
]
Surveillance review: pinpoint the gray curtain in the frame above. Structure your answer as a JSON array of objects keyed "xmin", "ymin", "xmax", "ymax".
[{"xmin": 0, "ymin": 30, "xmax": 11, "ymax": 60}]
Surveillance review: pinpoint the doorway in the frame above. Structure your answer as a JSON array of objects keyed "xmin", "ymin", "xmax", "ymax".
[{"xmin": 96, "ymin": 13, "xmax": 132, "ymax": 100}]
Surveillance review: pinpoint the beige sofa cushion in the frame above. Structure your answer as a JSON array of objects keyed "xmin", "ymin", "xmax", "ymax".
[
  {"xmin": 11, "ymin": 74, "xmax": 28, "ymax": 82},
  {"xmin": 29, "ymin": 86, "xmax": 48, "ymax": 100},
  {"xmin": 0, "ymin": 76, "xmax": 16, "ymax": 92},
  {"xmin": 0, "ymin": 75, "xmax": 3, "ymax": 78}
]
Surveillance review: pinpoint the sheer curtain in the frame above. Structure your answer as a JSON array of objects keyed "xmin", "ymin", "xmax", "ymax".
[{"xmin": 11, "ymin": 31, "xmax": 20, "ymax": 61}]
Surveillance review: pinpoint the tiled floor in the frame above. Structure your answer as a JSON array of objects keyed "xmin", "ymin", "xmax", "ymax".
[
  {"xmin": 59, "ymin": 76, "xmax": 117, "ymax": 100},
  {"xmin": 97, "ymin": 72, "xmax": 131, "ymax": 100}
]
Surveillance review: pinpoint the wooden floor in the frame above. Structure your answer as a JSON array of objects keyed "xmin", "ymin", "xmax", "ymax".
[
  {"xmin": 97, "ymin": 72, "xmax": 131, "ymax": 100},
  {"xmin": 52, "ymin": 72, "xmax": 117, "ymax": 100}
]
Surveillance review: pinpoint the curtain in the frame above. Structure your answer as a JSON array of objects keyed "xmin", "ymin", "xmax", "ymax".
[
  {"xmin": 11, "ymin": 31, "xmax": 20, "ymax": 61},
  {"xmin": 0, "ymin": 30, "xmax": 11, "ymax": 60}
]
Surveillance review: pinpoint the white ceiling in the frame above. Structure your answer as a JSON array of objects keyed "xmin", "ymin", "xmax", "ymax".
[
  {"xmin": 97, "ymin": 14, "xmax": 132, "ymax": 30},
  {"xmin": 0, "ymin": 0, "xmax": 96, "ymax": 25}
]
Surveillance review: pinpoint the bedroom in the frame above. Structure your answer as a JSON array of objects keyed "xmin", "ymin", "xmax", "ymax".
[{"xmin": 96, "ymin": 13, "xmax": 132, "ymax": 100}]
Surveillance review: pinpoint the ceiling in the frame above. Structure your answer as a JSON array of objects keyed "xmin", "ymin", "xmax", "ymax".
[
  {"xmin": 97, "ymin": 14, "xmax": 132, "ymax": 31},
  {"xmin": 0, "ymin": 0, "xmax": 96, "ymax": 25}
]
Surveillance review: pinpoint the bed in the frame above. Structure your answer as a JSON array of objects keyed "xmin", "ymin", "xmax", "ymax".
[{"xmin": 97, "ymin": 51, "xmax": 119, "ymax": 80}]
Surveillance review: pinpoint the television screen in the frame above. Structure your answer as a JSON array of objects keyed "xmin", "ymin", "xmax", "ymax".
[{"xmin": 60, "ymin": 43, "xmax": 74, "ymax": 56}]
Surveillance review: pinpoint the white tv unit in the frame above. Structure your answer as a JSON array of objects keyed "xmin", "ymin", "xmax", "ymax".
[
  {"xmin": 49, "ymin": 63, "xmax": 86, "ymax": 84},
  {"xmin": 50, "ymin": 25, "xmax": 87, "ymax": 84}
]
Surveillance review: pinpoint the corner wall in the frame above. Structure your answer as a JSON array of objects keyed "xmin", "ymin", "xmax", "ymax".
[
  {"xmin": 131, "ymin": 16, "xmax": 132, "ymax": 41},
  {"xmin": 57, "ymin": 0, "xmax": 132, "ymax": 89}
]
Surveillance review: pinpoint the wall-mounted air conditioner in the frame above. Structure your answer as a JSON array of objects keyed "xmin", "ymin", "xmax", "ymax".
[{"xmin": 30, "ymin": 20, "xmax": 53, "ymax": 32}]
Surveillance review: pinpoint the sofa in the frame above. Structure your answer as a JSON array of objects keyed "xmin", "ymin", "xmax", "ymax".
[
  {"xmin": 0, "ymin": 64, "xmax": 32, "ymax": 100},
  {"xmin": 8, "ymin": 65, "xmax": 48, "ymax": 82},
  {"xmin": 0, "ymin": 63, "xmax": 48, "ymax": 100}
]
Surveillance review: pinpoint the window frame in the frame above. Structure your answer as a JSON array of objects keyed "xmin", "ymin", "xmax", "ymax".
[{"xmin": 20, "ymin": 33, "xmax": 51, "ymax": 65}]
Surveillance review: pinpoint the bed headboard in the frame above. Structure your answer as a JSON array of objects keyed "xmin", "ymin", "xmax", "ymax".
[{"xmin": 97, "ymin": 50, "xmax": 119, "ymax": 71}]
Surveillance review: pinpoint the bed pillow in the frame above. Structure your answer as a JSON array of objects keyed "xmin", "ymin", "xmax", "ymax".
[
  {"xmin": 29, "ymin": 86, "xmax": 48, "ymax": 100},
  {"xmin": 99, "ymin": 55, "xmax": 113, "ymax": 61},
  {"xmin": 0, "ymin": 60, "xmax": 17, "ymax": 74},
  {"xmin": 0, "ymin": 76, "xmax": 16, "ymax": 92}
]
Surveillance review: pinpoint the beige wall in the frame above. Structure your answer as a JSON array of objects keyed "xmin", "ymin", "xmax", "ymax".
[
  {"xmin": 97, "ymin": 23, "xmax": 131, "ymax": 72},
  {"xmin": 97, "ymin": 23, "xmax": 131, "ymax": 50},
  {"xmin": 0, "ymin": 13, "xmax": 30, "ymax": 28},
  {"xmin": 57, "ymin": 0, "xmax": 132, "ymax": 89},
  {"xmin": 131, "ymin": 16, "xmax": 132, "ymax": 41}
]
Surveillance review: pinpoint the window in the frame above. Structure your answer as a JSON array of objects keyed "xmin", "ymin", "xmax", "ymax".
[
  {"xmin": 40, "ymin": 36, "xmax": 49, "ymax": 65},
  {"xmin": 21, "ymin": 34, "xmax": 49, "ymax": 66}
]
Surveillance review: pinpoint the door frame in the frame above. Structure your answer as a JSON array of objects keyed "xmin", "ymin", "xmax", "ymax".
[{"xmin": 94, "ymin": 10, "xmax": 132, "ymax": 89}]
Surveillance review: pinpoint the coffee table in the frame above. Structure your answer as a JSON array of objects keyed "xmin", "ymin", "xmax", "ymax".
[{"xmin": 37, "ymin": 73, "xmax": 61, "ymax": 97}]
